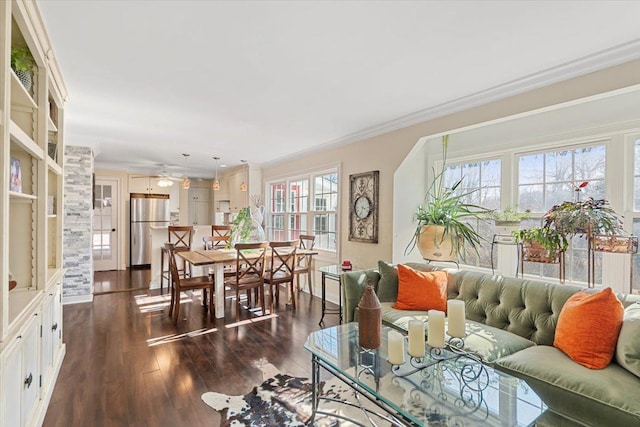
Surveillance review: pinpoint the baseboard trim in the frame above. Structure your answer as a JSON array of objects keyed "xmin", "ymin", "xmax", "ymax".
[{"xmin": 63, "ymin": 294, "xmax": 93, "ymax": 305}]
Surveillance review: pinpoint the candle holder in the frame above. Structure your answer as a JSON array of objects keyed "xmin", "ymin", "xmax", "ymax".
[{"xmin": 390, "ymin": 336, "xmax": 482, "ymax": 379}]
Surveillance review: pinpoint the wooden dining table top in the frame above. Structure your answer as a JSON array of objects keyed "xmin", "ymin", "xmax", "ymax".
[{"xmin": 176, "ymin": 247, "xmax": 318, "ymax": 266}]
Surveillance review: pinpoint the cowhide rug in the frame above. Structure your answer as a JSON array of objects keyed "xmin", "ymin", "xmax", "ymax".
[{"xmin": 201, "ymin": 360, "xmax": 383, "ymax": 426}]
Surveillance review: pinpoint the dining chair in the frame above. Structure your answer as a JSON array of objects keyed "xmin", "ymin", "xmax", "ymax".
[
  {"xmin": 294, "ymin": 234, "xmax": 316, "ymax": 295},
  {"xmin": 160, "ymin": 225, "xmax": 194, "ymax": 293},
  {"xmin": 264, "ymin": 241, "xmax": 298, "ymax": 311},
  {"xmin": 165, "ymin": 242, "xmax": 214, "ymax": 325},
  {"xmin": 224, "ymin": 242, "xmax": 269, "ymax": 318},
  {"xmin": 204, "ymin": 225, "xmax": 232, "ymax": 249}
]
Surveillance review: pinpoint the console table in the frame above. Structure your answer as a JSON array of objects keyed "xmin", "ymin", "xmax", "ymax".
[{"xmin": 305, "ymin": 323, "xmax": 577, "ymax": 426}]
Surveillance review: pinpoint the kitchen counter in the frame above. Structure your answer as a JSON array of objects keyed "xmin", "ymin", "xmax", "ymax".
[{"xmin": 149, "ymin": 225, "xmax": 214, "ymax": 289}]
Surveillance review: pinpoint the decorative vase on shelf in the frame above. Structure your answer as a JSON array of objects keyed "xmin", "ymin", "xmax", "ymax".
[{"xmin": 358, "ymin": 285, "xmax": 382, "ymax": 349}]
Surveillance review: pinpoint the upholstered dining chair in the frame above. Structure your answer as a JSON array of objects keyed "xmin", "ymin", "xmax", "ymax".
[
  {"xmin": 224, "ymin": 242, "xmax": 269, "ymax": 318},
  {"xmin": 294, "ymin": 234, "xmax": 316, "ymax": 295},
  {"xmin": 264, "ymin": 241, "xmax": 298, "ymax": 311},
  {"xmin": 160, "ymin": 225, "xmax": 194, "ymax": 293},
  {"xmin": 165, "ymin": 242, "xmax": 214, "ymax": 325}
]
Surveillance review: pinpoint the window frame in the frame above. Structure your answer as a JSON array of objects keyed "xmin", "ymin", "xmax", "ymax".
[{"xmin": 265, "ymin": 165, "xmax": 340, "ymax": 262}]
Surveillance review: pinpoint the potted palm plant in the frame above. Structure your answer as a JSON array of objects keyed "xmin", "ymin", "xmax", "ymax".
[
  {"xmin": 405, "ymin": 135, "xmax": 489, "ymax": 262},
  {"xmin": 11, "ymin": 47, "xmax": 36, "ymax": 92}
]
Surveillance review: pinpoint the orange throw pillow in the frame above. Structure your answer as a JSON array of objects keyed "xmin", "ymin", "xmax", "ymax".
[
  {"xmin": 553, "ymin": 288, "xmax": 623, "ymax": 369},
  {"xmin": 393, "ymin": 264, "xmax": 447, "ymax": 312}
]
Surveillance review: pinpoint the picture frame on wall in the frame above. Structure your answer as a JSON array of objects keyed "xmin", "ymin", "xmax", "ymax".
[{"xmin": 10, "ymin": 157, "xmax": 21, "ymax": 192}]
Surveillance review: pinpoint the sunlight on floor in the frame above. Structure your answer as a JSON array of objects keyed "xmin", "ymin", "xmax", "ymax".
[
  {"xmin": 147, "ymin": 327, "xmax": 219, "ymax": 347},
  {"xmin": 224, "ymin": 314, "xmax": 279, "ymax": 329},
  {"xmin": 134, "ymin": 292, "xmax": 207, "ymax": 314}
]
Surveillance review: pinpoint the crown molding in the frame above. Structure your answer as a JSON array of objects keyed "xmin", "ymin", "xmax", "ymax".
[{"xmin": 264, "ymin": 39, "xmax": 640, "ymax": 168}]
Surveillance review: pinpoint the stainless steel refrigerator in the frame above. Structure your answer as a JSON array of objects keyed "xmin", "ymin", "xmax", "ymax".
[{"xmin": 130, "ymin": 193, "xmax": 170, "ymax": 266}]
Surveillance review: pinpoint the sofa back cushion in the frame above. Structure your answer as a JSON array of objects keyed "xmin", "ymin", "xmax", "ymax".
[
  {"xmin": 377, "ymin": 260, "xmax": 399, "ymax": 302},
  {"xmin": 405, "ymin": 263, "xmax": 590, "ymax": 345},
  {"xmin": 616, "ymin": 302, "xmax": 640, "ymax": 377}
]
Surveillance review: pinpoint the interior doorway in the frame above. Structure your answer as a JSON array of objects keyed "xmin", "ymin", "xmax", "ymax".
[{"xmin": 93, "ymin": 178, "xmax": 119, "ymax": 271}]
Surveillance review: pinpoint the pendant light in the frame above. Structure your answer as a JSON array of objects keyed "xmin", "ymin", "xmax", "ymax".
[
  {"xmin": 181, "ymin": 153, "xmax": 191, "ymax": 189},
  {"xmin": 240, "ymin": 159, "xmax": 248, "ymax": 192},
  {"xmin": 212, "ymin": 156, "xmax": 221, "ymax": 190}
]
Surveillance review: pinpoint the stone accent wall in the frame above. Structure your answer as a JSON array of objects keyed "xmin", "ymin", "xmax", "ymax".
[{"xmin": 63, "ymin": 146, "xmax": 94, "ymax": 301}]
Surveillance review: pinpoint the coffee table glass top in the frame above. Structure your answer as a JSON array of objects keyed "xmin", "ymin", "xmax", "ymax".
[{"xmin": 305, "ymin": 323, "xmax": 550, "ymax": 427}]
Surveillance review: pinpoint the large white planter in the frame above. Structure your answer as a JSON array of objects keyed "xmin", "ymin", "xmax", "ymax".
[{"xmin": 416, "ymin": 225, "xmax": 457, "ymax": 262}]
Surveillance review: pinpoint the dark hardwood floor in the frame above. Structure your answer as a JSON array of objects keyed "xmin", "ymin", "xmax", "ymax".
[{"xmin": 43, "ymin": 269, "xmax": 340, "ymax": 427}]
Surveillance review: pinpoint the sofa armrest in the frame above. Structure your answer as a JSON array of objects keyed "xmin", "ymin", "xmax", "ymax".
[{"xmin": 342, "ymin": 269, "xmax": 380, "ymax": 323}]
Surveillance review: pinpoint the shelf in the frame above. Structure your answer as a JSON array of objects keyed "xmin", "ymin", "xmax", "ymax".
[
  {"xmin": 47, "ymin": 159, "xmax": 62, "ymax": 175},
  {"xmin": 47, "ymin": 214, "xmax": 56, "ymax": 218},
  {"xmin": 10, "ymin": 69, "xmax": 37, "ymax": 110},
  {"xmin": 48, "ymin": 116, "xmax": 57, "ymax": 132},
  {"xmin": 9, "ymin": 120, "xmax": 44, "ymax": 160},
  {"xmin": 9, "ymin": 191, "xmax": 37, "ymax": 200}
]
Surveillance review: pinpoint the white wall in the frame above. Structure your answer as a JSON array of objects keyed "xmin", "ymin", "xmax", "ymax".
[{"xmin": 264, "ymin": 60, "xmax": 640, "ymax": 276}]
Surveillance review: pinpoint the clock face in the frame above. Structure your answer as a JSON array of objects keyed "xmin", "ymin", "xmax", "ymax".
[{"xmin": 354, "ymin": 196, "xmax": 371, "ymax": 219}]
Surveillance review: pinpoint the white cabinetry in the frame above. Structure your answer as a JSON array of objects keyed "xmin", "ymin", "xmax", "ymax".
[
  {"xmin": 1, "ymin": 313, "xmax": 40, "ymax": 427},
  {"xmin": 188, "ymin": 187, "xmax": 211, "ymax": 225},
  {"xmin": 129, "ymin": 176, "xmax": 172, "ymax": 195},
  {"xmin": 0, "ymin": 1, "xmax": 67, "ymax": 425}
]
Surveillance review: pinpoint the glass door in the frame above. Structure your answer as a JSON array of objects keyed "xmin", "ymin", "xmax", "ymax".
[{"xmin": 93, "ymin": 178, "xmax": 119, "ymax": 271}]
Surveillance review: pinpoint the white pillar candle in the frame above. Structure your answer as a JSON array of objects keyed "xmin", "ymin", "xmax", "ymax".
[
  {"xmin": 407, "ymin": 320, "xmax": 425, "ymax": 357},
  {"xmin": 427, "ymin": 310, "xmax": 445, "ymax": 348},
  {"xmin": 387, "ymin": 330, "xmax": 406, "ymax": 365},
  {"xmin": 447, "ymin": 300, "xmax": 466, "ymax": 338}
]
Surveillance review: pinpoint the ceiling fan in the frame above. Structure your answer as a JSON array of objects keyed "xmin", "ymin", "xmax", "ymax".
[{"xmin": 137, "ymin": 157, "xmax": 192, "ymax": 188}]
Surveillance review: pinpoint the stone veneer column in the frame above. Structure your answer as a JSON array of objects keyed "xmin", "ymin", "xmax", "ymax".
[{"xmin": 62, "ymin": 145, "xmax": 94, "ymax": 303}]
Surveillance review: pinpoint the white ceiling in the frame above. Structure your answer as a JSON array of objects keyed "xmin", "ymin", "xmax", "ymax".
[{"xmin": 38, "ymin": 1, "xmax": 640, "ymax": 178}]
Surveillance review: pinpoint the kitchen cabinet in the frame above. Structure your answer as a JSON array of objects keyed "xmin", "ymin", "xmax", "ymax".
[
  {"xmin": 188, "ymin": 187, "xmax": 211, "ymax": 225},
  {"xmin": 129, "ymin": 176, "xmax": 172, "ymax": 195},
  {"xmin": 189, "ymin": 187, "xmax": 210, "ymax": 202},
  {"xmin": 188, "ymin": 199, "xmax": 211, "ymax": 225}
]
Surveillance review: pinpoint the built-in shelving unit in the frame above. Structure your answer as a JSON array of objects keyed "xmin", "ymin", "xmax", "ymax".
[{"xmin": 1, "ymin": 1, "xmax": 68, "ymax": 425}]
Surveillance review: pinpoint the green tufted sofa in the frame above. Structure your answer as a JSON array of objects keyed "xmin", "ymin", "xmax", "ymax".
[{"xmin": 342, "ymin": 262, "xmax": 640, "ymax": 426}]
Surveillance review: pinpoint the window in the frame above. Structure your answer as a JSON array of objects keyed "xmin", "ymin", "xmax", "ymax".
[
  {"xmin": 443, "ymin": 158, "xmax": 501, "ymax": 269},
  {"xmin": 517, "ymin": 144, "xmax": 606, "ymax": 284},
  {"xmin": 266, "ymin": 169, "xmax": 338, "ymax": 253}
]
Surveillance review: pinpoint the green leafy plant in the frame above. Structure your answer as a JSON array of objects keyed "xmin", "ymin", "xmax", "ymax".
[
  {"xmin": 405, "ymin": 135, "xmax": 489, "ymax": 259},
  {"xmin": 486, "ymin": 206, "xmax": 531, "ymax": 222},
  {"xmin": 542, "ymin": 198, "xmax": 623, "ymax": 237},
  {"xmin": 228, "ymin": 207, "xmax": 253, "ymax": 247},
  {"xmin": 514, "ymin": 227, "xmax": 568, "ymax": 256},
  {"xmin": 10, "ymin": 47, "xmax": 35, "ymax": 73}
]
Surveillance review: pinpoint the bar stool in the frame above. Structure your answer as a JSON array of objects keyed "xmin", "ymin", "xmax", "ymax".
[{"xmin": 160, "ymin": 225, "xmax": 194, "ymax": 293}]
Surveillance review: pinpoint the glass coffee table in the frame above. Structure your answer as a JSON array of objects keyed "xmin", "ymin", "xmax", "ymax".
[{"xmin": 305, "ymin": 323, "xmax": 569, "ymax": 426}]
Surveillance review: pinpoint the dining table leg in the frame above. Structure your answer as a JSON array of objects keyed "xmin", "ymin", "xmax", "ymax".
[{"xmin": 214, "ymin": 263, "xmax": 225, "ymax": 318}]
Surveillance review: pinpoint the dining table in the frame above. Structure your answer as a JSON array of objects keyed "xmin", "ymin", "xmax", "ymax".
[{"xmin": 176, "ymin": 247, "xmax": 318, "ymax": 318}]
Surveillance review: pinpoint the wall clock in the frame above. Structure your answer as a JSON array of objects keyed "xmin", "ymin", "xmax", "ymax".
[{"xmin": 349, "ymin": 170, "xmax": 379, "ymax": 243}]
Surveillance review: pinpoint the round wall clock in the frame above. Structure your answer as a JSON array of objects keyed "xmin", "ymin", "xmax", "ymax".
[{"xmin": 349, "ymin": 171, "xmax": 379, "ymax": 243}]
